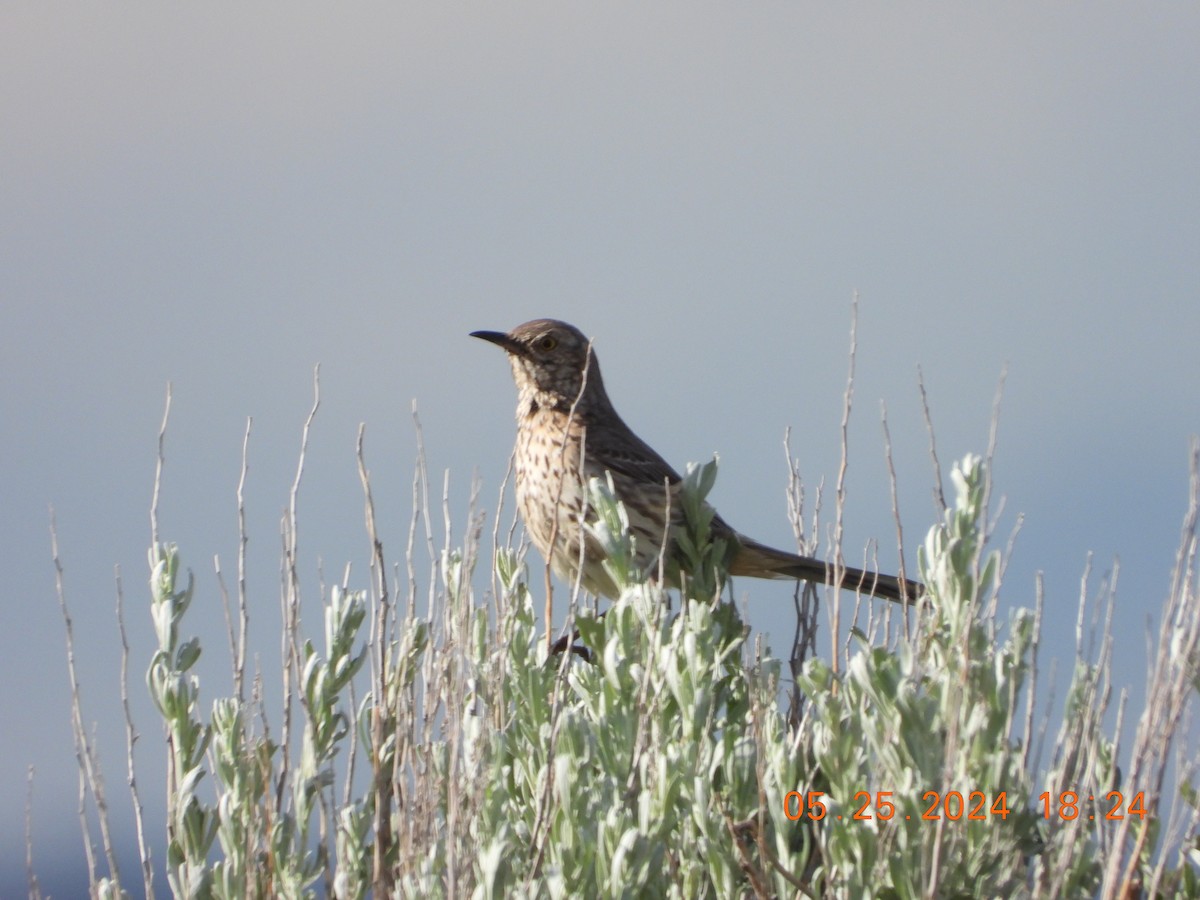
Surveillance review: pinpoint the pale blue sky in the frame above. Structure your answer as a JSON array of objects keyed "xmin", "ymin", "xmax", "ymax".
[{"xmin": 3, "ymin": 4, "xmax": 1199, "ymax": 894}]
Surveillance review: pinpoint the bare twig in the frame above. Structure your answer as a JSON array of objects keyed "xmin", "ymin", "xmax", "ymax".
[
  {"xmin": 879, "ymin": 403, "xmax": 913, "ymax": 634},
  {"xmin": 830, "ymin": 295, "xmax": 858, "ymax": 671},
  {"xmin": 916, "ymin": 366, "xmax": 946, "ymax": 516},
  {"xmin": 115, "ymin": 567, "xmax": 153, "ymax": 897},
  {"xmin": 25, "ymin": 768, "xmax": 42, "ymax": 900},
  {"xmin": 236, "ymin": 416, "xmax": 252, "ymax": 702},
  {"xmin": 53, "ymin": 510, "xmax": 121, "ymax": 887},
  {"xmin": 980, "ymin": 365, "xmax": 1007, "ymax": 545},
  {"xmin": 357, "ymin": 423, "xmax": 395, "ymax": 895},
  {"xmin": 783, "ymin": 430, "xmax": 824, "ymax": 720},
  {"xmin": 277, "ymin": 365, "xmax": 320, "ymax": 810}
]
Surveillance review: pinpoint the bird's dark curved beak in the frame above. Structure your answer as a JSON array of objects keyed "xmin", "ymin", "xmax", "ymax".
[{"xmin": 470, "ymin": 330, "xmax": 526, "ymax": 356}]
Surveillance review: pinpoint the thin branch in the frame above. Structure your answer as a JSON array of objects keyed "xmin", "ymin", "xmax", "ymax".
[
  {"xmin": 25, "ymin": 768, "xmax": 42, "ymax": 900},
  {"xmin": 115, "ymin": 566, "xmax": 154, "ymax": 898},
  {"xmin": 830, "ymin": 295, "xmax": 858, "ymax": 671},
  {"xmin": 981, "ymin": 365, "xmax": 1007, "ymax": 544},
  {"xmin": 52, "ymin": 510, "xmax": 120, "ymax": 887},
  {"xmin": 277, "ymin": 364, "xmax": 320, "ymax": 810},
  {"xmin": 879, "ymin": 403, "xmax": 913, "ymax": 632},
  {"xmin": 236, "ymin": 416, "xmax": 252, "ymax": 703},
  {"xmin": 916, "ymin": 366, "xmax": 946, "ymax": 516}
]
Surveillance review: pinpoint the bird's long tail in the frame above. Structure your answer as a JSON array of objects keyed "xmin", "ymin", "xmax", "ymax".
[{"xmin": 730, "ymin": 537, "xmax": 923, "ymax": 605}]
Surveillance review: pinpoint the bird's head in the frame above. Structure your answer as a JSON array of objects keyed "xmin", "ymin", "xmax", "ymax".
[{"xmin": 471, "ymin": 319, "xmax": 607, "ymax": 415}]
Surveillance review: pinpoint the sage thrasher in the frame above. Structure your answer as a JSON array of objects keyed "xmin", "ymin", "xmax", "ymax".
[{"xmin": 472, "ymin": 318, "xmax": 921, "ymax": 604}]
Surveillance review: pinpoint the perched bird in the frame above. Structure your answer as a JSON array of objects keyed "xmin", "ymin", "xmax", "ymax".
[{"xmin": 472, "ymin": 319, "xmax": 921, "ymax": 604}]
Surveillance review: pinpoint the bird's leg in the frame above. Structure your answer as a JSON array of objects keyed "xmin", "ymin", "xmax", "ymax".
[{"xmin": 547, "ymin": 604, "xmax": 614, "ymax": 660}]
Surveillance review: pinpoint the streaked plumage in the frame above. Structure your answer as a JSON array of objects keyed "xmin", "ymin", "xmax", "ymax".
[{"xmin": 472, "ymin": 318, "xmax": 921, "ymax": 604}]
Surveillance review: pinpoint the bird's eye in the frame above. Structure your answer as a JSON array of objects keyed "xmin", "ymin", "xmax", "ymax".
[{"xmin": 537, "ymin": 335, "xmax": 558, "ymax": 351}]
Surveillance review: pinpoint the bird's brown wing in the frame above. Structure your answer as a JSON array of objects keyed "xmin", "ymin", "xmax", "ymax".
[
  {"xmin": 585, "ymin": 413, "xmax": 924, "ymax": 605},
  {"xmin": 583, "ymin": 414, "xmax": 683, "ymax": 486}
]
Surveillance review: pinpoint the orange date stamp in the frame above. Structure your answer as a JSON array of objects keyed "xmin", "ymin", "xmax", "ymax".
[{"xmin": 783, "ymin": 790, "xmax": 1148, "ymax": 822}]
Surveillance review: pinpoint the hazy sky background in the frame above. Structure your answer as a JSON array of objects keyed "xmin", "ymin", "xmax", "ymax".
[{"xmin": 3, "ymin": 4, "xmax": 1198, "ymax": 895}]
